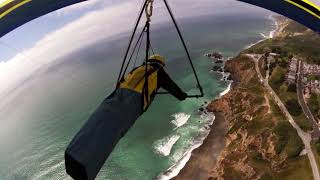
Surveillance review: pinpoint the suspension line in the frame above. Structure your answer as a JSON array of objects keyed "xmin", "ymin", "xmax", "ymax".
[
  {"xmin": 162, "ymin": 0, "xmax": 204, "ymax": 98},
  {"xmin": 116, "ymin": 0, "xmax": 149, "ymax": 89}
]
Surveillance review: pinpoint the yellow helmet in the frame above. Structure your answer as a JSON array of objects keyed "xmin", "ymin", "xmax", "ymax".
[{"xmin": 148, "ymin": 54, "xmax": 166, "ymax": 66}]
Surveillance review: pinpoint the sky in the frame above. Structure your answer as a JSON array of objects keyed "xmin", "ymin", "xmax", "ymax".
[
  {"xmin": 2, "ymin": 0, "xmax": 318, "ymax": 97},
  {"xmin": 311, "ymin": 0, "xmax": 320, "ymax": 6},
  {"xmin": 0, "ymin": 0, "xmax": 273, "ymax": 99},
  {"xmin": 2, "ymin": 0, "xmax": 318, "ymax": 99},
  {"xmin": 0, "ymin": 0, "xmax": 273, "ymax": 61},
  {"xmin": 0, "ymin": 0, "xmax": 319, "ymax": 60}
]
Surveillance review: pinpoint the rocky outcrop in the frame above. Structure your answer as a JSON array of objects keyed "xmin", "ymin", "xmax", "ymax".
[
  {"xmin": 206, "ymin": 55, "xmax": 288, "ymax": 180},
  {"xmin": 175, "ymin": 17, "xmax": 315, "ymax": 180}
]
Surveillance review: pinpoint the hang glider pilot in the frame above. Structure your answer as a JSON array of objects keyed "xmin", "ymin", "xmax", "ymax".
[{"xmin": 65, "ymin": 54, "xmax": 187, "ymax": 180}]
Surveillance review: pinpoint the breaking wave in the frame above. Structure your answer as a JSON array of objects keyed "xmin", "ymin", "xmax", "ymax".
[
  {"xmin": 219, "ymin": 82, "xmax": 232, "ymax": 97},
  {"xmin": 260, "ymin": 32, "xmax": 269, "ymax": 39},
  {"xmin": 153, "ymin": 135, "xmax": 181, "ymax": 157},
  {"xmin": 156, "ymin": 111, "xmax": 215, "ymax": 180},
  {"xmin": 157, "ymin": 13, "xmax": 278, "ymax": 180},
  {"xmin": 244, "ymin": 38, "xmax": 266, "ymax": 49},
  {"xmin": 245, "ymin": 15, "xmax": 278, "ymax": 49},
  {"xmin": 171, "ymin": 113, "xmax": 191, "ymax": 129},
  {"xmin": 268, "ymin": 14, "xmax": 278, "ymax": 38}
]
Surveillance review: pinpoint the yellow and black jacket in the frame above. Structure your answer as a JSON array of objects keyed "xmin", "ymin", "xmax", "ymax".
[
  {"xmin": 65, "ymin": 61, "xmax": 187, "ymax": 180},
  {"xmin": 120, "ymin": 61, "xmax": 187, "ymax": 110}
]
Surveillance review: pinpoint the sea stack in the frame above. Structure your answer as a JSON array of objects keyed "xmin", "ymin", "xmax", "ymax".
[{"xmin": 205, "ymin": 51, "xmax": 223, "ymax": 60}]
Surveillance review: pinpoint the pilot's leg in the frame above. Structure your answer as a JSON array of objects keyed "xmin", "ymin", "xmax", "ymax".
[{"xmin": 65, "ymin": 88, "xmax": 143, "ymax": 180}]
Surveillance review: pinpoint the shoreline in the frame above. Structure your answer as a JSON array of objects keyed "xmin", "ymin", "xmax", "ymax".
[
  {"xmin": 169, "ymin": 14, "xmax": 279, "ymax": 179},
  {"xmin": 244, "ymin": 15, "xmax": 280, "ymax": 50},
  {"xmin": 156, "ymin": 111, "xmax": 217, "ymax": 180},
  {"xmin": 172, "ymin": 112, "xmax": 228, "ymax": 180}
]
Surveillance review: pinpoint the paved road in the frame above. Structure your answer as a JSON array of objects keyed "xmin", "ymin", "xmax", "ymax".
[
  {"xmin": 297, "ymin": 60, "xmax": 320, "ymax": 135},
  {"xmin": 246, "ymin": 54, "xmax": 320, "ymax": 180}
]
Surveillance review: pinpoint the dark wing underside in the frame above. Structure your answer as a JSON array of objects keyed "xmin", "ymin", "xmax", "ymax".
[
  {"xmin": 0, "ymin": 0, "xmax": 87, "ymax": 37},
  {"xmin": 238, "ymin": 0, "xmax": 320, "ymax": 32},
  {"xmin": 0, "ymin": 0, "xmax": 319, "ymax": 38}
]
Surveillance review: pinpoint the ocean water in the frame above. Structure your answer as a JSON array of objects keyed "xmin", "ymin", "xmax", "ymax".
[{"xmin": 0, "ymin": 10, "xmax": 275, "ymax": 180}]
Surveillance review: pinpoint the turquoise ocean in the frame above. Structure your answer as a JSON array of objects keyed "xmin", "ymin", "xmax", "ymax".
[{"xmin": 0, "ymin": 7, "xmax": 275, "ymax": 180}]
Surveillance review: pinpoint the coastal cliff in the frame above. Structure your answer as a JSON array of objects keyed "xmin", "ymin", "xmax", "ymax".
[
  {"xmin": 174, "ymin": 16, "xmax": 320, "ymax": 180},
  {"xmin": 206, "ymin": 55, "xmax": 309, "ymax": 179}
]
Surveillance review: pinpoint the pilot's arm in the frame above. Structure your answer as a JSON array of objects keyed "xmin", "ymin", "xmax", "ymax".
[{"xmin": 157, "ymin": 68, "xmax": 187, "ymax": 101}]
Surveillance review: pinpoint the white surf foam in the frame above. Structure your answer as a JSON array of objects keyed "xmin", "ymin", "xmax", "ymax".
[
  {"xmin": 244, "ymin": 14, "xmax": 278, "ymax": 50},
  {"xmin": 220, "ymin": 71, "xmax": 231, "ymax": 81},
  {"xmin": 219, "ymin": 82, "xmax": 232, "ymax": 97},
  {"xmin": 171, "ymin": 113, "xmax": 191, "ymax": 129},
  {"xmin": 154, "ymin": 135, "xmax": 181, "ymax": 157},
  {"xmin": 268, "ymin": 15, "xmax": 279, "ymax": 38},
  {"xmin": 260, "ymin": 33, "xmax": 269, "ymax": 39},
  {"xmin": 244, "ymin": 38, "xmax": 265, "ymax": 49},
  {"xmin": 261, "ymin": 15, "xmax": 278, "ymax": 39},
  {"xmin": 157, "ymin": 14, "xmax": 278, "ymax": 180},
  {"xmin": 157, "ymin": 112, "xmax": 215, "ymax": 180}
]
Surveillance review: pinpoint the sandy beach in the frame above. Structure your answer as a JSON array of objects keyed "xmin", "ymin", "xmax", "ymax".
[{"xmin": 172, "ymin": 112, "xmax": 228, "ymax": 180}]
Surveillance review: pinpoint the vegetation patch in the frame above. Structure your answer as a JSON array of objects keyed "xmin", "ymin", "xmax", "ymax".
[
  {"xmin": 282, "ymin": 21, "xmax": 308, "ymax": 34},
  {"xmin": 308, "ymin": 93, "xmax": 320, "ymax": 121},
  {"xmin": 228, "ymin": 117, "xmax": 246, "ymax": 134},
  {"xmin": 223, "ymin": 167, "xmax": 243, "ymax": 180},
  {"xmin": 287, "ymin": 84, "xmax": 296, "ymax": 93},
  {"xmin": 246, "ymin": 118, "xmax": 264, "ymax": 135},
  {"xmin": 311, "ymin": 143, "xmax": 320, "ymax": 173},
  {"xmin": 273, "ymin": 121, "xmax": 291, "ymax": 154},
  {"xmin": 307, "ymin": 74, "xmax": 320, "ymax": 81},
  {"xmin": 245, "ymin": 23, "xmax": 320, "ymax": 65},
  {"xmin": 276, "ymin": 156, "xmax": 313, "ymax": 180},
  {"xmin": 270, "ymin": 70, "xmax": 311, "ymax": 131},
  {"xmin": 285, "ymin": 99, "xmax": 302, "ymax": 116},
  {"xmin": 294, "ymin": 114, "xmax": 313, "ymax": 132},
  {"xmin": 261, "ymin": 173, "xmax": 275, "ymax": 180},
  {"xmin": 269, "ymin": 66, "xmax": 286, "ymax": 90},
  {"xmin": 248, "ymin": 152, "xmax": 271, "ymax": 175},
  {"xmin": 273, "ymin": 121, "xmax": 303, "ymax": 157},
  {"xmin": 214, "ymin": 19, "xmax": 317, "ymax": 180},
  {"xmin": 315, "ymin": 141, "xmax": 320, "ymax": 155}
]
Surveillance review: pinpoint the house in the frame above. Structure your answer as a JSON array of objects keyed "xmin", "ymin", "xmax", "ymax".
[
  {"xmin": 304, "ymin": 63, "xmax": 320, "ymax": 75},
  {"xmin": 269, "ymin": 53, "xmax": 279, "ymax": 57},
  {"xmin": 306, "ymin": 80, "xmax": 320, "ymax": 94},
  {"xmin": 286, "ymin": 58, "xmax": 298, "ymax": 84}
]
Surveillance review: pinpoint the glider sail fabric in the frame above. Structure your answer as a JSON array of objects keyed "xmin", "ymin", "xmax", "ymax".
[
  {"xmin": 238, "ymin": 0, "xmax": 320, "ymax": 32},
  {"xmin": 0, "ymin": 0, "xmax": 87, "ymax": 37},
  {"xmin": 1, "ymin": 0, "xmax": 319, "ymax": 38}
]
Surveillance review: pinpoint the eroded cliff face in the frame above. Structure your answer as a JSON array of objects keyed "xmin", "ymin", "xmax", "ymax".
[{"xmin": 206, "ymin": 55, "xmax": 305, "ymax": 180}]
